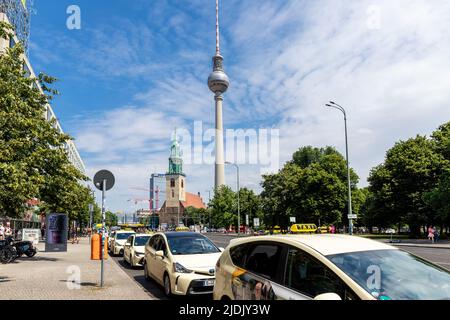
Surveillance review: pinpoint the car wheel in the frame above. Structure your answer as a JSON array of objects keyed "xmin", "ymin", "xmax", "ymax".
[
  {"xmin": 144, "ymin": 261, "xmax": 150, "ymax": 281},
  {"xmin": 164, "ymin": 273, "xmax": 172, "ymax": 297}
]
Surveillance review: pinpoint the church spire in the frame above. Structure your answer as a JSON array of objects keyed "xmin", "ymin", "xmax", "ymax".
[{"xmin": 168, "ymin": 129, "xmax": 183, "ymax": 175}]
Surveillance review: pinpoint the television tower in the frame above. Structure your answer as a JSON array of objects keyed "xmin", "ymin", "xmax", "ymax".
[{"xmin": 208, "ymin": 0, "xmax": 229, "ymax": 189}]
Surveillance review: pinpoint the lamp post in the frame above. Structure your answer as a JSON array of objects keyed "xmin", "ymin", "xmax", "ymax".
[
  {"xmin": 225, "ymin": 162, "xmax": 240, "ymax": 237},
  {"xmin": 325, "ymin": 101, "xmax": 353, "ymax": 235}
]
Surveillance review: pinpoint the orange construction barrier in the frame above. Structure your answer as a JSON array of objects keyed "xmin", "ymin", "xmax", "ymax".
[{"xmin": 91, "ymin": 234, "xmax": 108, "ymax": 260}]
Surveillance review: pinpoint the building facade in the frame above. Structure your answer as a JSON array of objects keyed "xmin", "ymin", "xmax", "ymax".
[
  {"xmin": 0, "ymin": 11, "xmax": 86, "ymax": 174},
  {"xmin": 149, "ymin": 173, "xmax": 166, "ymax": 212}
]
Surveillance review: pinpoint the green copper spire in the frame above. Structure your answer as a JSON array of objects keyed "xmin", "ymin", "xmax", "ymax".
[{"xmin": 168, "ymin": 129, "xmax": 184, "ymax": 175}]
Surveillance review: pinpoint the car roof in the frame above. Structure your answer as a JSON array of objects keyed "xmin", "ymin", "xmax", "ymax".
[
  {"xmin": 230, "ymin": 234, "xmax": 397, "ymax": 256},
  {"xmin": 163, "ymin": 231, "xmax": 203, "ymax": 238},
  {"xmin": 134, "ymin": 233, "xmax": 151, "ymax": 237},
  {"xmin": 115, "ymin": 230, "xmax": 135, "ymax": 234}
]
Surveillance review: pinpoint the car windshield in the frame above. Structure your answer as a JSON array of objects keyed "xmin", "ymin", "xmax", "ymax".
[
  {"xmin": 167, "ymin": 235, "xmax": 220, "ymax": 255},
  {"xmin": 134, "ymin": 236, "xmax": 150, "ymax": 246},
  {"xmin": 327, "ymin": 249, "xmax": 450, "ymax": 300},
  {"xmin": 116, "ymin": 233, "xmax": 134, "ymax": 240}
]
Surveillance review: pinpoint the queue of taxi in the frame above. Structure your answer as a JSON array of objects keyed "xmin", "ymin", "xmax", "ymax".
[{"xmin": 114, "ymin": 226, "xmax": 450, "ymax": 300}]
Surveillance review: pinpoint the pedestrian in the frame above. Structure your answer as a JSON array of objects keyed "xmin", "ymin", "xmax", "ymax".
[
  {"xmin": 0, "ymin": 222, "xmax": 5, "ymax": 240},
  {"xmin": 4, "ymin": 222, "xmax": 12, "ymax": 238},
  {"xmin": 433, "ymin": 226, "xmax": 439, "ymax": 243},
  {"xmin": 428, "ymin": 225, "xmax": 434, "ymax": 243}
]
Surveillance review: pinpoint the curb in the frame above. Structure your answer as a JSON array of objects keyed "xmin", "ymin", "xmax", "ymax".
[{"xmin": 389, "ymin": 243, "xmax": 450, "ymax": 249}]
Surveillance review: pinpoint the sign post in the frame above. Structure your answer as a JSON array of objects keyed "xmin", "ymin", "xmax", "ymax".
[{"xmin": 93, "ymin": 170, "xmax": 115, "ymax": 288}]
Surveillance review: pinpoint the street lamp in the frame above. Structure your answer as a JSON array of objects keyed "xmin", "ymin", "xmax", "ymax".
[
  {"xmin": 325, "ymin": 101, "xmax": 354, "ymax": 235},
  {"xmin": 225, "ymin": 162, "xmax": 240, "ymax": 237}
]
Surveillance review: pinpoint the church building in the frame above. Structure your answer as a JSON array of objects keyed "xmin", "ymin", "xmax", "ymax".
[{"xmin": 158, "ymin": 131, "xmax": 206, "ymax": 227}]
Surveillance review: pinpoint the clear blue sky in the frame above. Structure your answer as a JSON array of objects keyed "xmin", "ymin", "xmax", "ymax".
[{"xmin": 28, "ymin": 0, "xmax": 450, "ymax": 212}]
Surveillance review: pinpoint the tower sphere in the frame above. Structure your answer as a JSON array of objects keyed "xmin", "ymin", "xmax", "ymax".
[{"xmin": 208, "ymin": 70, "xmax": 230, "ymax": 94}]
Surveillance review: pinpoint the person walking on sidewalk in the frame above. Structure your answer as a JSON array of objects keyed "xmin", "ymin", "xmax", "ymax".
[
  {"xmin": 434, "ymin": 226, "xmax": 439, "ymax": 243},
  {"xmin": 0, "ymin": 222, "xmax": 5, "ymax": 240},
  {"xmin": 428, "ymin": 225, "xmax": 435, "ymax": 243}
]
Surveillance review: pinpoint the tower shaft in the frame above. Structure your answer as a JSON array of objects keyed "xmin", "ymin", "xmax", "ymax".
[{"xmin": 215, "ymin": 94, "xmax": 225, "ymax": 188}]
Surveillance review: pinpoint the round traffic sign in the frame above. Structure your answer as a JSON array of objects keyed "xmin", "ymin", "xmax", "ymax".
[{"xmin": 93, "ymin": 170, "xmax": 115, "ymax": 191}]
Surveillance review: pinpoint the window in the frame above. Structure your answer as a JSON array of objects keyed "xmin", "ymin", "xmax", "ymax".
[
  {"xmin": 245, "ymin": 244, "xmax": 283, "ymax": 280},
  {"xmin": 148, "ymin": 236, "xmax": 157, "ymax": 249},
  {"xmin": 172, "ymin": 190, "xmax": 175, "ymax": 198},
  {"xmin": 126, "ymin": 236, "xmax": 133, "ymax": 245},
  {"xmin": 284, "ymin": 247, "xmax": 357, "ymax": 300},
  {"xmin": 9, "ymin": 36, "xmax": 16, "ymax": 48},
  {"xmin": 230, "ymin": 244, "xmax": 249, "ymax": 268},
  {"xmin": 170, "ymin": 178, "xmax": 175, "ymax": 188},
  {"xmin": 181, "ymin": 179, "xmax": 184, "ymax": 188}
]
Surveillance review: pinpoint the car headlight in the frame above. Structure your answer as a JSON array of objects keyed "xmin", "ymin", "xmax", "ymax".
[
  {"xmin": 173, "ymin": 262, "xmax": 193, "ymax": 274},
  {"xmin": 135, "ymin": 252, "xmax": 144, "ymax": 257}
]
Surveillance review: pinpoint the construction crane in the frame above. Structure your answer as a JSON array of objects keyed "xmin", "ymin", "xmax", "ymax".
[{"xmin": 130, "ymin": 186, "xmax": 163, "ymax": 213}]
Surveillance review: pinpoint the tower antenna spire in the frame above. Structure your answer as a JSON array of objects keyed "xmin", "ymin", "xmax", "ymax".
[{"xmin": 216, "ymin": 0, "xmax": 220, "ymax": 55}]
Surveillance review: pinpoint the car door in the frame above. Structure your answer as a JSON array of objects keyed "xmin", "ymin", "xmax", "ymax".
[
  {"xmin": 152, "ymin": 236, "xmax": 169, "ymax": 282},
  {"xmin": 123, "ymin": 235, "xmax": 133, "ymax": 260},
  {"xmin": 231, "ymin": 242, "xmax": 285, "ymax": 300},
  {"xmin": 282, "ymin": 246, "xmax": 359, "ymax": 300},
  {"xmin": 148, "ymin": 235, "xmax": 161, "ymax": 277}
]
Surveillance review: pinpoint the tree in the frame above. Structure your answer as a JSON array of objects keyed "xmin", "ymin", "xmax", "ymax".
[
  {"xmin": 0, "ymin": 22, "xmax": 88, "ymax": 219},
  {"xmin": 238, "ymin": 188, "xmax": 262, "ymax": 228},
  {"xmin": 367, "ymin": 136, "xmax": 445, "ymax": 236},
  {"xmin": 105, "ymin": 211, "xmax": 118, "ymax": 227},
  {"xmin": 209, "ymin": 186, "xmax": 237, "ymax": 229},
  {"xmin": 261, "ymin": 146, "xmax": 362, "ymax": 229}
]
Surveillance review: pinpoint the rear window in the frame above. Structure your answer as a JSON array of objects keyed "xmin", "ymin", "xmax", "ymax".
[
  {"xmin": 245, "ymin": 244, "xmax": 283, "ymax": 280},
  {"xmin": 230, "ymin": 244, "xmax": 249, "ymax": 268}
]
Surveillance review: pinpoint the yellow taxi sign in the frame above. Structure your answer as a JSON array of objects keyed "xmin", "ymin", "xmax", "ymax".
[{"xmin": 290, "ymin": 223, "xmax": 318, "ymax": 234}]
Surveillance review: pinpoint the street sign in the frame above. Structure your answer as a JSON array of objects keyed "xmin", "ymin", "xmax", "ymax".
[
  {"xmin": 253, "ymin": 218, "xmax": 260, "ymax": 227},
  {"xmin": 246, "ymin": 215, "xmax": 249, "ymax": 226},
  {"xmin": 290, "ymin": 216, "xmax": 296, "ymax": 223},
  {"xmin": 347, "ymin": 214, "xmax": 357, "ymax": 219},
  {"xmin": 93, "ymin": 170, "xmax": 115, "ymax": 288},
  {"xmin": 93, "ymin": 170, "xmax": 115, "ymax": 191}
]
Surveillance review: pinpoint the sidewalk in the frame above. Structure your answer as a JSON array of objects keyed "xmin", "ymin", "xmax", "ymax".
[
  {"xmin": 377, "ymin": 238, "xmax": 450, "ymax": 249},
  {"xmin": 0, "ymin": 238, "xmax": 152, "ymax": 300}
]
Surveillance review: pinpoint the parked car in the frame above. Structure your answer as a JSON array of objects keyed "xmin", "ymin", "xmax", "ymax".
[
  {"xmin": 123, "ymin": 233, "xmax": 152, "ymax": 267},
  {"xmin": 144, "ymin": 232, "xmax": 224, "ymax": 297},
  {"xmin": 213, "ymin": 234, "xmax": 450, "ymax": 300},
  {"xmin": 109, "ymin": 230, "xmax": 135, "ymax": 256}
]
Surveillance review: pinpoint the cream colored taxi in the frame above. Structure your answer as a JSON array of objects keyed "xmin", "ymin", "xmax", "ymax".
[
  {"xmin": 123, "ymin": 233, "xmax": 152, "ymax": 268},
  {"xmin": 109, "ymin": 230, "xmax": 135, "ymax": 256},
  {"xmin": 144, "ymin": 232, "xmax": 223, "ymax": 297},
  {"xmin": 214, "ymin": 234, "xmax": 450, "ymax": 300}
]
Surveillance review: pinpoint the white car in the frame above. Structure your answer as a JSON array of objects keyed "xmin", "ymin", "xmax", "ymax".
[
  {"xmin": 144, "ymin": 232, "xmax": 223, "ymax": 296},
  {"xmin": 123, "ymin": 233, "xmax": 152, "ymax": 268},
  {"xmin": 214, "ymin": 234, "xmax": 450, "ymax": 300},
  {"xmin": 109, "ymin": 230, "xmax": 135, "ymax": 256}
]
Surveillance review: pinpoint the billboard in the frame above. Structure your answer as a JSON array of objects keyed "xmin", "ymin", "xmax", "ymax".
[
  {"xmin": 45, "ymin": 213, "xmax": 68, "ymax": 252},
  {"xmin": 22, "ymin": 228, "xmax": 40, "ymax": 245}
]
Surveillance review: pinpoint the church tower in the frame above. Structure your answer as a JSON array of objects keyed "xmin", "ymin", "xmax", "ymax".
[{"xmin": 165, "ymin": 130, "xmax": 186, "ymax": 208}]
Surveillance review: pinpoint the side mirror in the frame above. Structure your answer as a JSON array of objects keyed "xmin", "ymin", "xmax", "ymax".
[
  {"xmin": 219, "ymin": 247, "xmax": 225, "ymax": 252},
  {"xmin": 155, "ymin": 250, "xmax": 164, "ymax": 259},
  {"xmin": 314, "ymin": 293, "xmax": 342, "ymax": 300}
]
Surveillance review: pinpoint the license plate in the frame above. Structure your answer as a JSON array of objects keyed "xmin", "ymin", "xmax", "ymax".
[{"xmin": 204, "ymin": 280, "xmax": 215, "ymax": 286}]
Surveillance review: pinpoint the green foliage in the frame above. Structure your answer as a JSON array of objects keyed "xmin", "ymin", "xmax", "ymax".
[
  {"xmin": 261, "ymin": 146, "xmax": 362, "ymax": 228},
  {"xmin": 105, "ymin": 211, "xmax": 118, "ymax": 227},
  {"xmin": 364, "ymin": 133, "xmax": 449, "ymax": 236},
  {"xmin": 0, "ymin": 22, "xmax": 91, "ymax": 220}
]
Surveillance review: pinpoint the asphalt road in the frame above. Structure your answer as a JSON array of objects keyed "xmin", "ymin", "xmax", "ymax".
[{"xmin": 111, "ymin": 233, "xmax": 450, "ymax": 300}]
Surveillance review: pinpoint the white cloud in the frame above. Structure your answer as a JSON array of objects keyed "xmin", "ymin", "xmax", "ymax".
[{"xmin": 65, "ymin": 0, "xmax": 450, "ymax": 211}]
